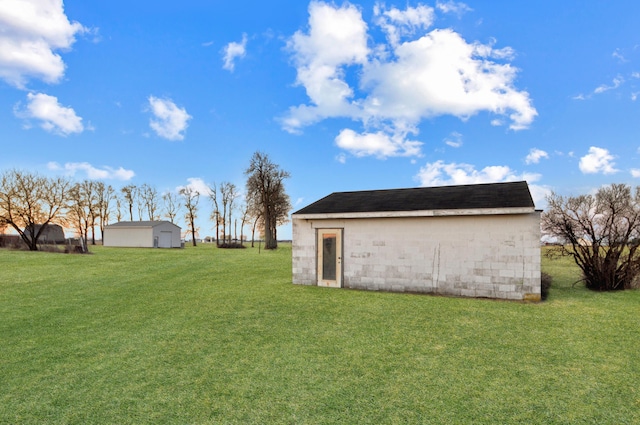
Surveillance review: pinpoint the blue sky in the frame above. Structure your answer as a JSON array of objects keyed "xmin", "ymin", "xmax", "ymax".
[{"xmin": 1, "ymin": 0, "xmax": 640, "ymax": 240}]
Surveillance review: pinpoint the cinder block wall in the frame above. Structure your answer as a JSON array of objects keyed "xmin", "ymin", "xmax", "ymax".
[
  {"xmin": 292, "ymin": 218, "xmax": 318, "ymax": 285},
  {"xmin": 292, "ymin": 213, "xmax": 541, "ymax": 301}
]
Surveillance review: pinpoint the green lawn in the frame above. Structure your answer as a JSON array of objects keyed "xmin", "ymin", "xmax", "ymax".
[{"xmin": 1, "ymin": 245, "xmax": 639, "ymax": 424}]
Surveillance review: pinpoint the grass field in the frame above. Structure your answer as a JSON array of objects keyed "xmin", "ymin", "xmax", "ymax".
[{"xmin": 1, "ymin": 244, "xmax": 639, "ymax": 424}]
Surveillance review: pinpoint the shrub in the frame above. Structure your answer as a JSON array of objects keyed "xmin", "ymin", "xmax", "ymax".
[
  {"xmin": 218, "ymin": 242, "xmax": 246, "ymax": 249},
  {"xmin": 542, "ymin": 184, "xmax": 640, "ymax": 291},
  {"xmin": 0, "ymin": 235, "xmax": 27, "ymax": 250}
]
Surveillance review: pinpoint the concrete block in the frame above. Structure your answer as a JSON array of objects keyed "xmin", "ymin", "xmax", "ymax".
[
  {"xmin": 439, "ymin": 287, "xmax": 462, "ymax": 297},
  {"xmin": 505, "ymin": 291, "xmax": 524, "ymax": 300},
  {"xmin": 461, "ymin": 289, "xmax": 476, "ymax": 297},
  {"xmin": 500, "ymin": 269, "xmax": 516, "ymax": 278},
  {"xmin": 475, "ymin": 289, "xmax": 495, "ymax": 298},
  {"xmin": 476, "ymin": 275, "xmax": 491, "ymax": 284},
  {"xmin": 498, "ymin": 284, "xmax": 516, "ymax": 293}
]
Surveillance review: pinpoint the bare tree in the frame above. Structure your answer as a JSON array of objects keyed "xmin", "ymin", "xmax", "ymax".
[
  {"xmin": 115, "ymin": 197, "xmax": 123, "ymax": 222},
  {"xmin": 67, "ymin": 182, "xmax": 90, "ymax": 253},
  {"xmin": 542, "ymin": 183, "xmax": 640, "ymax": 291},
  {"xmin": 140, "ymin": 183, "xmax": 159, "ymax": 220},
  {"xmin": 180, "ymin": 186, "xmax": 199, "ymax": 246},
  {"xmin": 219, "ymin": 183, "xmax": 229, "ymax": 244},
  {"xmin": 246, "ymin": 189, "xmax": 263, "ymax": 247},
  {"xmin": 97, "ymin": 183, "xmax": 115, "ymax": 239},
  {"xmin": 135, "ymin": 186, "xmax": 144, "ymax": 221},
  {"xmin": 220, "ymin": 182, "xmax": 238, "ymax": 245},
  {"xmin": 162, "ymin": 191, "xmax": 181, "ymax": 224},
  {"xmin": 235, "ymin": 219, "xmax": 238, "ymax": 241},
  {"xmin": 77, "ymin": 180, "xmax": 100, "ymax": 245},
  {"xmin": 271, "ymin": 186, "xmax": 291, "ymax": 242},
  {"xmin": 228, "ymin": 185, "xmax": 238, "ymax": 242},
  {"xmin": 0, "ymin": 170, "xmax": 70, "ymax": 251},
  {"xmin": 245, "ymin": 152, "xmax": 291, "ymax": 249},
  {"xmin": 250, "ymin": 214, "xmax": 262, "ymax": 247},
  {"xmin": 239, "ymin": 202, "xmax": 250, "ymax": 246},
  {"xmin": 208, "ymin": 183, "xmax": 221, "ymax": 246},
  {"xmin": 121, "ymin": 185, "xmax": 136, "ymax": 221}
]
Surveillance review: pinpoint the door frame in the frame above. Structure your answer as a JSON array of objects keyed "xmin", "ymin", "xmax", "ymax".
[{"xmin": 316, "ymin": 228, "xmax": 343, "ymax": 288}]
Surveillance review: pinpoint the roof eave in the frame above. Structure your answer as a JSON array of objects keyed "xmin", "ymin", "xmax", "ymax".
[
  {"xmin": 104, "ymin": 220, "xmax": 180, "ymax": 229},
  {"xmin": 292, "ymin": 206, "xmax": 537, "ymax": 220}
]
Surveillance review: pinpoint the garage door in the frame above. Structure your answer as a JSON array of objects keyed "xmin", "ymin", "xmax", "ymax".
[{"xmin": 158, "ymin": 231, "xmax": 173, "ymax": 248}]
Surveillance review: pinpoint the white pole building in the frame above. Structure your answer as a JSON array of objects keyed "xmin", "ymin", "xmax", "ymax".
[{"xmin": 103, "ymin": 221, "xmax": 182, "ymax": 248}]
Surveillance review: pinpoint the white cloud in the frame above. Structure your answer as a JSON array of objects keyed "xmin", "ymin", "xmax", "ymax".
[
  {"xmin": 15, "ymin": 92, "xmax": 84, "ymax": 136},
  {"xmin": 444, "ymin": 131, "xmax": 463, "ymax": 148},
  {"xmin": 176, "ymin": 177, "xmax": 212, "ymax": 197},
  {"xmin": 612, "ymin": 48, "xmax": 626, "ymax": 63},
  {"xmin": 335, "ymin": 128, "xmax": 422, "ymax": 158},
  {"xmin": 374, "ymin": 4, "xmax": 435, "ymax": 46},
  {"xmin": 415, "ymin": 159, "xmax": 549, "ymax": 208},
  {"xmin": 579, "ymin": 146, "xmax": 618, "ymax": 174},
  {"xmin": 283, "ymin": 2, "xmax": 537, "ymax": 158},
  {"xmin": 361, "ymin": 28, "xmax": 536, "ymax": 129},
  {"xmin": 416, "ymin": 160, "xmax": 540, "ymax": 186},
  {"xmin": 0, "ymin": 0, "xmax": 87, "ymax": 88},
  {"xmin": 525, "ymin": 148, "xmax": 549, "ymax": 164},
  {"xmin": 435, "ymin": 0, "xmax": 473, "ymax": 15},
  {"xmin": 222, "ymin": 33, "xmax": 248, "ymax": 72},
  {"xmin": 528, "ymin": 184, "xmax": 552, "ymax": 210},
  {"xmin": 484, "ymin": 43, "xmax": 515, "ymax": 60},
  {"xmin": 283, "ymin": 1, "xmax": 368, "ymax": 132},
  {"xmin": 47, "ymin": 161, "xmax": 135, "ymax": 180},
  {"xmin": 148, "ymin": 96, "xmax": 192, "ymax": 141},
  {"xmin": 594, "ymin": 76, "xmax": 624, "ymax": 94},
  {"xmin": 575, "ymin": 73, "xmax": 634, "ymax": 100},
  {"xmin": 631, "ymin": 169, "xmax": 640, "ymax": 178}
]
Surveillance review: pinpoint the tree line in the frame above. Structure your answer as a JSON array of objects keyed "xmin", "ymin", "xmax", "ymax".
[{"xmin": 0, "ymin": 151, "xmax": 290, "ymax": 251}]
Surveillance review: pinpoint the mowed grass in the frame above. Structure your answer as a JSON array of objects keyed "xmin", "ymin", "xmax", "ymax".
[{"xmin": 1, "ymin": 245, "xmax": 639, "ymax": 424}]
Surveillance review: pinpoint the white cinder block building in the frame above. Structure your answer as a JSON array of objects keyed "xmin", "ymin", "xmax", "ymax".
[
  {"xmin": 103, "ymin": 221, "xmax": 182, "ymax": 248},
  {"xmin": 292, "ymin": 181, "xmax": 541, "ymax": 301}
]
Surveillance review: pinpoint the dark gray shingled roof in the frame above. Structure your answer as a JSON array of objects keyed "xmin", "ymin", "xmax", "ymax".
[{"xmin": 293, "ymin": 181, "xmax": 534, "ymax": 215}]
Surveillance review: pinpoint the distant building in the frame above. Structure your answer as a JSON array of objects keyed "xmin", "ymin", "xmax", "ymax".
[
  {"xmin": 292, "ymin": 181, "xmax": 541, "ymax": 301},
  {"xmin": 26, "ymin": 224, "xmax": 66, "ymax": 244},
  {"xmin": 103, "ymin": 221, "xmax": 182, "ymax": 248}
]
